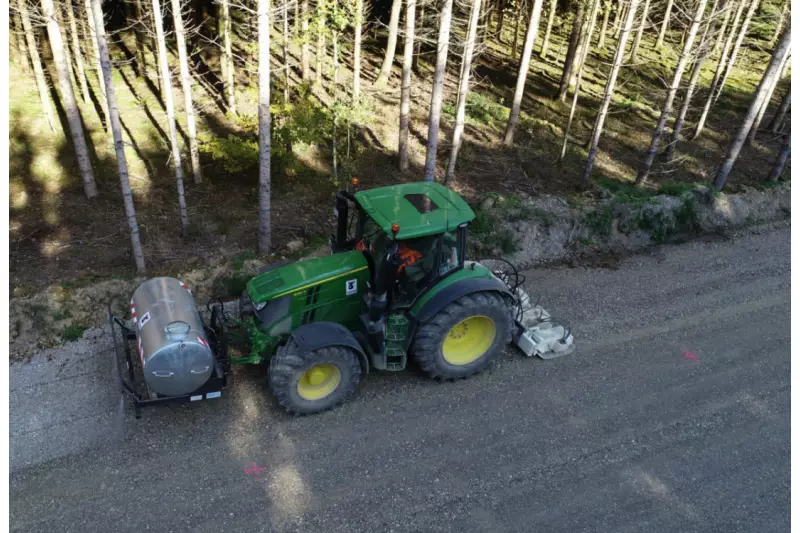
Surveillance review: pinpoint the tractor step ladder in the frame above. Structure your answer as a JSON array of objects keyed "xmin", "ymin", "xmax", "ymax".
[{"xmin": 385, "ymin": 314, "xmax": 409, "ymax": 371}]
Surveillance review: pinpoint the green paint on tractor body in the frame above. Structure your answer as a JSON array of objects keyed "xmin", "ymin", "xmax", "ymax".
[{"xmin": 234, "ymin": 181, "xmax": 504, "ymax": 373}]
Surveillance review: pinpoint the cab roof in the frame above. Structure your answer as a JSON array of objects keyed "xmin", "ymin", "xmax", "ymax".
[{"xmin": 354, "ymin": 182, "xmax": 475, "ymax": 240}]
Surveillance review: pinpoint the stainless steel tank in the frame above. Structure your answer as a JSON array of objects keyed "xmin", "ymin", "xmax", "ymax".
[{"xmin": 130, "ymin": 277, "xmax": 215, "ymax": 397}]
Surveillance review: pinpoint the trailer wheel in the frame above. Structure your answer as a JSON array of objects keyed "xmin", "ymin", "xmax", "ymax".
[
  {"xmin": 411, "ymin": 291, "xmax": 512, "ymax": 380},
  {"xmin": 268, "ymin": 339, "xmax": 362, "ymax": 414}
]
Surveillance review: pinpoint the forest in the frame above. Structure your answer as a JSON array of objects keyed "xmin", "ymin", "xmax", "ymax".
[{"xmin": 8, "ymin": 0, "xmax": 792, "ymax": 293}]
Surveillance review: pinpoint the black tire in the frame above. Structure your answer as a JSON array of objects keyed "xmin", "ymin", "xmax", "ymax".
[
  {"xmin": 268, "ymin": 339, "xmax": 362, "ymax": 414},
  {"xmin": 410, "ymin": 291, "xmax": 513, "ymax": 380}
]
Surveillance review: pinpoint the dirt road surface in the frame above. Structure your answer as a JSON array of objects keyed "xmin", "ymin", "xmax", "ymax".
[{"xmin": 10, "ymin": 222, "xmax": 790, "ymax": 532}]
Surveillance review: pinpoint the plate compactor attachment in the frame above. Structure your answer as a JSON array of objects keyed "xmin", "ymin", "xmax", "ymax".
[{"xmin": 479, "ymin": 259, "xmax": 575, "ymax": 360}]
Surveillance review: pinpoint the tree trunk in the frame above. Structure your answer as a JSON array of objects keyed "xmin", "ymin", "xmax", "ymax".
[
  {"xmin": 398, "ymin": 0, "xmax": 417, "ymax": 171},
  {"xmin": 598, "ymin": 0, "xmax": 611, "ymax": 48},
  {"xmin": 558, "ymin": 0, "xmax": 588, "ymax": 101},
  {"xmin": 55, "ymin": 2, "xmax": 80, "ymax": 95},
  {"xmin": 614, "ymin": 2, "xmax": 627, "ymax": 38},
  {"xmin": 445, "ymin": 0, "xmax": 482, "ymax": 184},
  {"xmin": 332, "ymin": 4, "xmax": 339, "ymax": 88},
  {"xmin": 768, "ymin": 1, "xmax": 788, "ymax": 48},
  {"xmin": 747, "ymin": 50, "xmax": 790, "ymax": 145},
  {"xmin": 90, "ymin": 0, "xmax": 146, "ymax": 272},
  {"xmin": 301, "ymin": 0, "xmax": 310, "ymax": 80},
  {"xmin": 503, "ymin": 0, "xmax": 544, "ymax": 144},
  {"xmin": 693, "ymin": 0, "xmax": 746, "ymax": 138},
  {"xmin": 560, "ymin": 0, "xmax": 601, "ymax": 159},
  {"xmin": 629, "ymin": 0, "xmax": 650, "ymax": 62},
  {"xmin": 315, "ymin": 12, "xmax": 326, "ymax": 85},
  {"xmin": 766, "ymin": 131, "xmax": 790, "ymax": 181},
  {"xmin": 83, "ymin": 0, "xmax": 110, "ymax": 130},
  {"xmin": 635, "ymin": 0, "xmax": 708, "ymax": 185},
  {"xmin": 65, "ymin": 0, "xmax": 91, "ymax": 104},
  {"xmin": 584, "ymin": 0, "xmax": 641, "ymax": 182},
  {"xmin": 170, "ymin": 0, "xmax": 202, "ymax": 184},
  {"xmin": 283, "ymin": 0, "xmax": 290, "ymax": 101},
  {"xmin": 666, "ymin": 0, "xmax": 721, "ymax": 162},
  {"xmin": 716, "ymin": 0, "xmax": 759, "ymax": 103},
  {"xmin": 153, "ymin": 0, "xmax": 189, "ymax": 233},
  {"xmin": 768, "ymin": 88, "xmax": 790, "ymax": 133},
  {"xmin": 413, "ymin": 0, "xmax": 424, "ymax": 72},
  {"xmin": 714, "ymin": 24, "xmax": 791, "ymax": 190},
  {"xmin": 494, "ymin": 0, "xmax": 504, "ymax": 40},
  {"xmin": 539, "ymin": 0, "xmax": 557, "ymax": 58},
  {"xmin": 258, "ymin": 0, "xmax": 272, "ymax": 252},
  {"xmin": 222, "ymin": 0, "xmax": 236, "ymax": 113},
  {"xmin": 655, "ymin": 0, "xmax": 674, "ymax": 48},
  {"xmin": 422, "ymin": 0, "xmax": 454, "ymax": 182},
  {"xmin": 713, "ymin": 0, "xmax": 734, "ymax": 54},
  {"xmin": 133, "ymin": 0, "xmax": 148, "ymax": 72},
  {"xmin": 17, "ymin": 0, "xmax": 58, "ymax": 132},
  {"xmin": 512, "ymin": 0, "xmax": 522, "ymax": 58},
  {"xmin": 11, "ymin": 12, "xmax": 30, "ymax": 73},
  {"xmin": 353, "ymin": 0, "xmax": 363, "ymax": 100},
  {"xmin": 376, "ymin": 0, "xmax": 403, "ymax": 87},
  {"xmin": 42, "ymin": 0, "xmax": 98, "ymax": 198}
]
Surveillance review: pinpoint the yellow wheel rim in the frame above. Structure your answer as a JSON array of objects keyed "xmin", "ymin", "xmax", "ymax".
[
  {"xmin": 441, "ymin": 315, "xmax": 497, "ymax": 365},
  {"xmin": 297, "ymin": 364, "xmax": 341, "ymax": 401}
]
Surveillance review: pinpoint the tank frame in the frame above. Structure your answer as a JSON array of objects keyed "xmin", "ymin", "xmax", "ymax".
[{"xmin": 108, "ymin": 302, "xmax": 231, "ymax": 418}]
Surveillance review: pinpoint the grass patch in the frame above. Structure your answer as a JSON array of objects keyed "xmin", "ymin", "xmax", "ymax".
[
  {"xmin": 656, "ymin": 182, "xmax": 697, "ymax": 196},
  {"xmin": 234, "ymin": 249, "xmax": 257, "ymax": 271},
  {"xmin": 443, "ymin": 92, "xmax": 509, "ymax": 125},
  {"xmin": 62, "ymin": 324, "xmax": 86, "ymax": 342},
  {"xmin": 498, "ymin": 230, "xmax": 518, "ymax": 254},
  {"xmin": 470, "ymin": 210, "xmax": 498, "ymax": 235},
  {"xmin": 584, "ymin": 206, "xmax": 614, "ymax": 238}
]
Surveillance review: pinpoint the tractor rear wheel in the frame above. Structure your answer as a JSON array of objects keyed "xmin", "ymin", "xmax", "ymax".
[
  {"xmin": 411, "ymin": 291, "xmax": 513, "ymax": 380},
  {"xmin": 268, "ymin": 339, "xmax": 362, "ymax": 414}
]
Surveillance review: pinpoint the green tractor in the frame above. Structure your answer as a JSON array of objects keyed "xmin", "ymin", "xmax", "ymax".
[{"xmin": 235, "ymin": 181, "xmax": 573, "ymax": 414}]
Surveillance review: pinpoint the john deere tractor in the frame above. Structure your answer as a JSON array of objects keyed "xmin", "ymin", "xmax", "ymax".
[{"xmin": 235, "ymin": 181, "xmax": 573, "ymax": 414}]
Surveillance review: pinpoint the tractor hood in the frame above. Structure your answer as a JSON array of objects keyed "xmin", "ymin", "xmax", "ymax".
[{"xmin": 247, "ymin": 250, "xmax": 369, "ymax": 303}]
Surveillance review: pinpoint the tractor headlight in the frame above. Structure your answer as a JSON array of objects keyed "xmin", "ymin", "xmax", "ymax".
[{"xmin": 254, "ymin": 301, "xmax": 267, "ymax": 311}]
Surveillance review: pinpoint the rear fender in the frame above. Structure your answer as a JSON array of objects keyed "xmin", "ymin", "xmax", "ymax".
[
  {"xmin": 407, "ymin": 277, "xmax": 513, "ymax": 348},
  {"xmin": 287, "ymin": 322, "xmax": 369, "ymax": 375}
]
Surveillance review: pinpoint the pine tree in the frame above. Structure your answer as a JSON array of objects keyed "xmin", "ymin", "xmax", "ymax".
[
  {"xmin": 398, "ymin": 0, "xmax": 417, "ymax": 171},
  {"xmin": 584, "ymin": 0, "xmax": 641, "ymax": 182},
  {"xmin": 258, "ymin": 0, "xmax": 272, "ymax": 252},
  {"xmin": 17, "ymin": 0, "xmax": 58, "ymax": 132},
  {"xmin": 89, "ymin": 0, "xmax": 146, "ymax": 272},
  {"xmin": 445, "ymin": 0, "xmax": 482, "ymax": 184},
  {"xmin": 152, "ymin": 0, "xmax": 189, "ymax": 233},
  {"xmin": 422, "ymin": 0, "xmax": 455, "ymax": 181},
  {"xmin": 655, "ymin": 0, "xmax": 674, "ymax": 48},
  {"xmin": 636, "ymin": 0, "xmax": 709, "ymax": 186},
  {"xmin": 170, "ymin": 0, "xmax": 202, "ymax": 183},
  {"xmin": 376, "ymin": 0, "xmax": 403, "ymax": 87},
  {"xmin": 42, "ymin": 0, "xmax": 98, "ymax": 198},
  {"xmin": 539, "ymin": 0, "xmax": 557, "ymax": 58},
  {"xmin": 714, "ymin": 24, "xmax": 791, "ymax": 190},
  {"xmin": 504, "ymin": 0, "xmax": 545, "ymax": 144}
]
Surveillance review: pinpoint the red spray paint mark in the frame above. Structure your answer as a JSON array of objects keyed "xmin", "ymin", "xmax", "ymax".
[
  {"xmin": 244, "ymin": 462, "xmax": 266, "ymax": 479},
  {"xmin": 682, "ymin": 352, "xmax": 699, "ymax": 361}
]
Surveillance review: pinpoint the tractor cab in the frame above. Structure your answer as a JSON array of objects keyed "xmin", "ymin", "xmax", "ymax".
[{"xmin": 333, "ymin": 181, "xmax": 474, "ymax": 309}]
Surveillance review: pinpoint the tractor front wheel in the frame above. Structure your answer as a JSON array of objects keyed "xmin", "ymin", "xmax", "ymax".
[
  {"xmin": 268, "ymin": 340, "xmax": 362, "ymax": 414},
  {"xmin": 411, "ymin": 291, "xmax": 513, "ymax": 380}
]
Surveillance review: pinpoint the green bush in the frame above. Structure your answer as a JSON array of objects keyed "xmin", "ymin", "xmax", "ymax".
[
  {"xmin": 62, "ymin": 324, "xmax": 86, "ymax": 342},
  {"xmin": 584, "ymin": 206, "xmax": 614, "ymax": 237}
]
